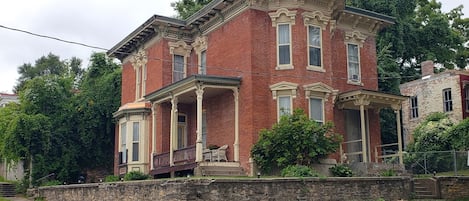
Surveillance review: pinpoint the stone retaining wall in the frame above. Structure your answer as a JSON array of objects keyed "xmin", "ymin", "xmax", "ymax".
[
  {"xmin": 35, "ymin": 177, "xmax": 411, "ymax": 201},
  {"xmin": 438, "ymin": 177, "xmax": 469, "ymax": 200}
]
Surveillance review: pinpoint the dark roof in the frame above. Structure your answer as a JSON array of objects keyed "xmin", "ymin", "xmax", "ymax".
[{"xmin": 344, "ymin": 6, "xmax": 395, "ymax": 24}]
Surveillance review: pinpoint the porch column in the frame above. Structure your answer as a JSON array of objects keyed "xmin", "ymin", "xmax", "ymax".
[
  {"xmin": 170, "ymin": 96, "xmax": 178, "ymax": 166},
  {"xmin": 359, "ymin": 104, "xmax": 367, "ymax": 163},
  {"xmin": 151, "ymin": 102, "xmax": 157, "ymax": 170},
  {"xmin": 393, "ymin": 104, "xmax": 404, "ymax": 164},
  {"xmin": 233, "ymin": 88, "xmax": 239, "ymax": 162},
  {"xmin": 195, "ymin": 87, "xmax": 204, "ymax": 162}
]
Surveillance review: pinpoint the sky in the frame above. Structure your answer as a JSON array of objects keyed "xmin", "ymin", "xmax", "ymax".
[{"xmin": 0, "ymin": 0, "xmax": 467, "ymax": 94}]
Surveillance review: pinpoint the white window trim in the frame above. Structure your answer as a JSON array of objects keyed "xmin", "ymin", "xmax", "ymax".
[
  {"xmin": 132, "ymin": 122, "xmax": 140, "ymax": 162},
  {"xmin": 270, "ymin": 81, "xmax": 298, "ymax": 121},
  {"xmin": 308, "ymin": 96, "xmax": 325, "ymax": 124},
  {"xmin": 303, "ymin": 82, "xmax": 338, "ymax": 123},
  {"xmin": 192, "ymin": 36, "xmax": 208, "ymax": 75},
  {"xmin": 346, "ymin": 43, "xmax": 362, "ymax": 86},
  {"xmin": 277, "ymin": 95, "xmax": 293, "ymax": 120},
  {"xmin": 306, "ymin": 25, "xmax": 324, "ymax": 72},
  {"xmin": 172, "ymin": 54, "xmax": 186, "ymax": 82},
  {"xmin": 169, "ymin": 41, "xmax": 192, "ymax": 82},
  {"xmin": 269, "ymin": 8, "xmax": 296, "ymax": 70},
  {"xmin": 131, "ymin": 49, "xmax": 148, "ymax": 101},
  {"xmin": 120, "ymin": 123, "xmax": 127, "ymax": 164},
  {"xmin": 198, "ymin": 50, "xmax": 207, "ymax": 75}
]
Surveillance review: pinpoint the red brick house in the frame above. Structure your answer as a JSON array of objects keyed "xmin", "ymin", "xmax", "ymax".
[
  {"xmin": 108, "ymin": 0, "xmax": 407, "ymax": 177},
  {"xmin": 400, "ymin": 61, "xmax": 469, "ymax": 144}
]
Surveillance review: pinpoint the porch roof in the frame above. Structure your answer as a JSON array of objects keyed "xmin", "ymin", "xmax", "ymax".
[
  {"xmin": 336, "ymin": 89, "xmax": 408, "ymax": 110},
  {"xmin": 145, "ymin": 75, "xmax": 241, "ymax": 103}
]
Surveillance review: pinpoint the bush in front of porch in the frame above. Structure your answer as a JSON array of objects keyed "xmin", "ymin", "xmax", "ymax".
[{"xmin": 251, "ymin": 109, "xmax": 343, "ymax": 175}]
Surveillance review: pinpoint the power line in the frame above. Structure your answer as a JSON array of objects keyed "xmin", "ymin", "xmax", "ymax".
[{"xmin": 0, "ymin": 24, "xmax": 108, "ymax": 51}]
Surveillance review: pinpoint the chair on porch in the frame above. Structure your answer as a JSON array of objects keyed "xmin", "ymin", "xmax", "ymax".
[
  {"xmin": 211, "ymin": 144, "xmax": 228, "ymax": 162},
  {"xmin": 203, "ymin": 148, "xmax": 212, "ymax": 162}
]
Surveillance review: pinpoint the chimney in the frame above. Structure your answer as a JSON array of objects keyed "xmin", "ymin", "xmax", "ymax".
[{"xmin": 421, "ymin": 60, "xmax": 434, "ymax": 77}]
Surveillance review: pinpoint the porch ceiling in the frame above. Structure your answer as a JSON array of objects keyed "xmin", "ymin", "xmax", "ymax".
[
  {"xmin": 145, "ymin": 75, "xmax": 241, "ymax": 104},
  {"xmin": 336, "ymin": 89, "xmax": 408, "ymax": 110}
]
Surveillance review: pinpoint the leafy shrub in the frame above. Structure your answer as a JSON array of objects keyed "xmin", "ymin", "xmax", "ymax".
[
  {"xmin": 329, "ymin": 164, "xmax": 353, "ymax": 177},
  {"xmin": 281, "ymin": 165, "xmax": 319, "ymax": 177},
  {"xmin": 380, "ymin": 169, "xmax": 396, "ymax": 177},
  {"xmin": 41, "ymin": 180, "xmax": 62, "ymax": 186},
  {"xmin": 124, "ymin": 171, "xmax": 150, "ymax": 181},
  {"xmin": 14, "ymin": 178, "xmax": 29, "ymax": 194},
  {"xmin": 104, "ymin": 175, "xmax": 120, "ymax": 182}
]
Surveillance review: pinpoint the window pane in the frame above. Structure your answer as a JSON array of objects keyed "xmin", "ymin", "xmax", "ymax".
[
  {"xmin": 279, "ymin": 45, "xmax": 290, "ymax": 65},
  {"xmin": 132, "ymin": 142, "xmax": 139, "ymax": 161},
  {"xmin": 200, "ymin": 50, "xmax": 206, "ymax": 75},
  {"xmin": 279, "ymin": 96, "xmax": 291, "ymax": 116},
  {"xmin": 309, "ymin": 26, "xmax": 320, "ymax": 47},
  {"xmin": 120, "ymin": 123, "xmax": 127, "ymax": 163},
  {"xmin": 309, "ymin": 98, "xmax": 323, "ymax": 123},
  {"xmin": 121, "ymin": 123, "xmax": 126, "ymax": 145},
  {"xmin": 173, "ymin": 55, "xmax": 184, "ymax": 82},
  {"xmin": 278, "ymin": 24, "xmax": 290, "ymax": 44},
  {"xmin": 133, "ymin": 122, "xmax": 139, "ymax": 141},
  {"xmin": 309, "ymin": 47, "xmax": 321, "ymax": 66},
  {"xmin": 348, "ymin": 63, "xmax": 359, "ymax": 79}
]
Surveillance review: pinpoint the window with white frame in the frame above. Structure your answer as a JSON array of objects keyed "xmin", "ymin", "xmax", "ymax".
[
  {"xmin": 270, "ymin": 81, "xmax": 298, "ymax": 121},
  {"xmin": 466, "ymin": 87, "xmax": 469, "ymax": 112},
  {"xmin": 136, "ymin": 67, "xmax": 141, "ymax": 99},
  {"xmin": 131, "ymin": 49, "xmax": 148, "ymax": 100},
  {"xmin": 309, "ymin": 97, "xmax": 324, "ymax": 124},
  {"xmin": 173, "ymin": 55, "xmax": 185, "ymax": 82},
  {"xmin": 200, "ymin": 50, "xmax": 207, "ymax": 75},
  {"xmin": 443, "ymin": 88, "xmax": 453, "ymax": 112},
  {"xmin": 120, "ymin": 123, "xmax": 127, "ymax": 164},
  {"xmin": 410, "ymin": 96, "xmax": 418, "ymax": 119},
  {"xmin": 308, "ymin": 26, "xmax": 321, "ymax": 67},
  {"xmin": 132, "ymin": 122, "xmax": 139, "ymax": 161},
  {"xmin": 347, "ymin": 44, "xmax": 360, "ymax": 82},
  {"xmin": 278, "ymin": 24, "xmax": 291, "ymax": 66}
]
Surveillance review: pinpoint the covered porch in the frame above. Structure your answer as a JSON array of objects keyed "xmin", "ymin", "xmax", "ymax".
[
  {"xmin": 146, "ymin": 75, "xmax": 242, "ymax": 177},
  {"xmin": 336, "ymin": 89, "xmax": 407, "ymax": 164}
]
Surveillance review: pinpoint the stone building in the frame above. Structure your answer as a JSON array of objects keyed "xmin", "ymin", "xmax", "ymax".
[
  {"xmin": 0, "ymin": 93, "xmax": 18, "ymax": 107},
  {"xmin": 108, "ymin": 0, "xmax": 407, "ymax": 177},
  {"xmin": 400, "ymin": 61, "xmax": 469, "ymax": 143}
]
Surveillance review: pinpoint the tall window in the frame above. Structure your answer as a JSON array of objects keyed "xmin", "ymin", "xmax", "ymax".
[
  {"xmin": 200, "ymin": 50, "xmax": 207, "ymax": 75},
  {"xmin": 278, "ymin": 96, "xmax": 292, "ymax": 118},
  {"xmin": 443, "ymin": 88, "xmax": 453, "ymax": 112},
  {"xmin": 120, "ymin": 123, "xmax": 127, "ymax": 164},
  {"xmin": 308, "ymin": 26, "xmax": 321, "ymax": 67},
  {"xmin": 177, "ymin": 115, "xmax": 187, "ymax": 149},
  {"xmin": 173, "ymin": 55, "xmax": 185, "ymax": 82},
  {"xmin": 135, "ymin": 67, "xmax": 141, "ymax": 99},
  {"xmin": 347, "ymin": 44, "xmax": 360, "ymax": 82},
  {"xmin": 278, "ymin": 24, "xmax": 291, "ymax": 66},
  {"xmin": 132, "ymin": 122, "xmax": 139, "ymax": 161},
  {"xmin": 309, "ymin": 98, "xmax": 324, "ymax": 124},
  {"xmin": 410, "ymin": 96, "xmax": 418, "ymax": 118},
  {"xmin": 466, "ymin": 87, "xmax": 469, "ymax": 111}
]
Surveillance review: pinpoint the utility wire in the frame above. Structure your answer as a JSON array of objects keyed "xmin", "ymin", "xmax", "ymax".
[{"xmin": 0, "ymin": 24, "xmax": 422, "ymax": 81}]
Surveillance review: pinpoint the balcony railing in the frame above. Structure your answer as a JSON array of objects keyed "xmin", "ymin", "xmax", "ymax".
[{"xmin": 153, "ymin": 145, "xmax": 196, "ymax": 169}]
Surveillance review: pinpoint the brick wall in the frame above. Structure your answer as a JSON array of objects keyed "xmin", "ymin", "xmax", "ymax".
[{"xmin": 36, "ymin": 177, "xmax": 412, "ymax": 201}]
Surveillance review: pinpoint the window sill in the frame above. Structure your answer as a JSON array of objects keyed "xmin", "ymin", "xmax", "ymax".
[
  {"xmin": 306, "ymin": 66, "xmax": 325, "ymax": 72},
  {"xmin": 276, "ymin": 65, "xmax": 294, "ymax": 70},
  {"xmin": 347, "ymin": 80, "xmax": 363, "ymax": 86}
]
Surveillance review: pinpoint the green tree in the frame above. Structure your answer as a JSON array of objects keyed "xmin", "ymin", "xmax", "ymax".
[
  {"xmin": 74, "ymin": 52, "xmax": 121, "ymax": 170},
  {"xmin": 172, "ymin": 0, "xmax": 212, "ymax": 19},
  {"xmin": 251, "ymin": 109, "xmax": 342, "ymax": 174},
  {"xmin": 14, "ymin": 53, "xmax": 83, "ymax": 93},
  {"xmin": 446, "ymin": 118, "xmax": 469, "ymax": 150}
]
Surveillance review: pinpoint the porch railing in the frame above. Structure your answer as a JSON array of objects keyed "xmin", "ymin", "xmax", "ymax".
[
  {"xmin": 153, "ymin": 145, "xmax": 196, "ymax": 169},
  {"xmin": 374, "ymin": 143, "xmax": 399, "ymax": 163},
  {"xmin": 340, "ymin": 139, "xmax": 363, "ymax": 163}
]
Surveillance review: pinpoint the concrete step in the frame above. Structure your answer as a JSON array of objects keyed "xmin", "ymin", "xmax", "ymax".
[{"xmin": 0, "ymin": 183, "xmax": 16, "ymax": 197}]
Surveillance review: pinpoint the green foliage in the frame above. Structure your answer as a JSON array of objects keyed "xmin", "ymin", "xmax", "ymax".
[
  {"xmin": 104, "ymin": 175, "xmax": 120, "ymax": 182},
  {"xmin": 251, "ymin": 109, "xmax": 342, "ymax": 174},
  {"xmin": 281, "ymin": 165, "xmax": 319, "ymax": 177},
  {"xmin": 446, "ymin": 118, "xmax": 469, "ymax": 150},
  {"xmin": 172, "ymin": 0, "xmax": 212, "ymax": 19},
  {"xmin": 329, "ymin": 164, "xmax": 353, "ymax": 177},
  {"xmin": 14, "ymin": 178, "xmax": 29, "ymax": 194},
  {"xmin": 41, "ymin": 180, "xmax": 62, "ymax": 186},
  {"xmin": 380, "ymin": 169, "xmax": 396, "ymax": 177},
  {"xmin": 124, "ymin": 171, "xmax": 151, "ymax": 181}
]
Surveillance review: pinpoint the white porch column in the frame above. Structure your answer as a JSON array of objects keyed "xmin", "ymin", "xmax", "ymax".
[
  {"xmin": 393, "ymin": 104, "xmax": 404, "ymax": 164},
  {"xmin": 170, "ymin": 96, "xmax": 178, "ymax": 166},
  {"xmin": 150, "ymin": 103, "xmax": 157, "ymax": 170},
  {"xmin": 195, "ymin": 87, "xmax": 204, "ymax": 162},
  {"xmin": 359, "ymin": 104, "xmax": 368, "ymax": 163},
  {"xmin": 233, "ymin": 88, "xmax": 240, "ymax": 162}
]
